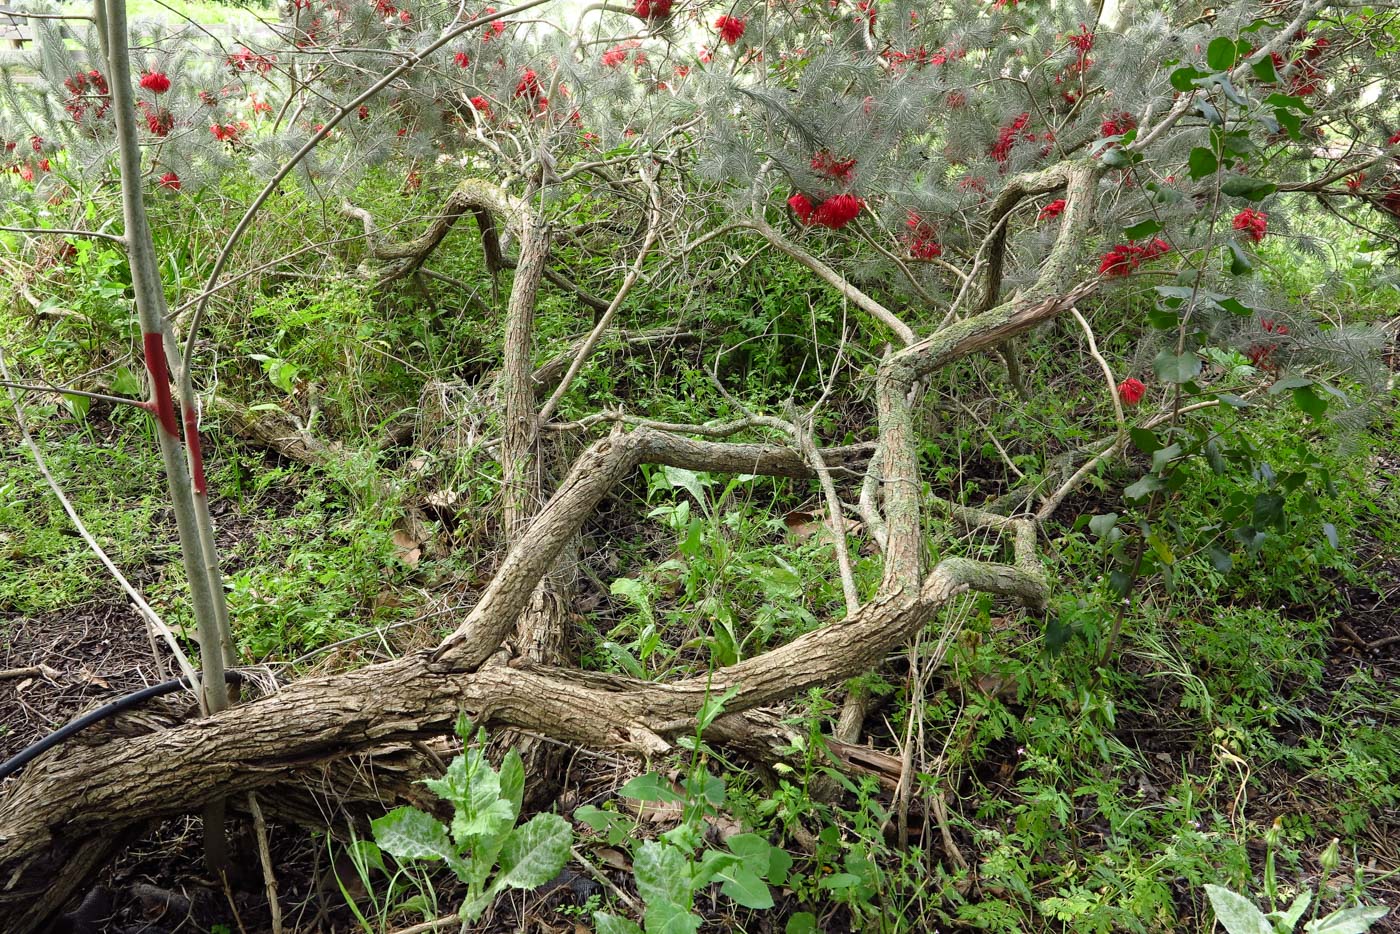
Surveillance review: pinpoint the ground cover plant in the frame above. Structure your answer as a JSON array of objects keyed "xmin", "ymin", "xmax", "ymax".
[{"xmin": 0, "ymin": 0, "xmax": 1398, "ymax": 929}]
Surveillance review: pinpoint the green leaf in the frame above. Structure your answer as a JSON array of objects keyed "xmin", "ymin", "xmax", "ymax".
[
  {"xmin": 660, "ymin": 465, "xmax": 710, "ymax": 506},
  {"xmin": 1251, "ymin": 54, "xmax": 1278, "ymax": 82},
  {"xmin": 499, "ymin": 750, "xmax": 525, "ymax": 822},
  {"xmin": 495, "ymin": 813, "xmax": 572, "ymax": 890},
  {"xmin": 1220, "ymin": 176, "xmax": 1278, "ymax": 201},
  {"xmin": 1227, "ymin": 240, "xmax": 1254, "ymax": 275},
  {"xmin": 112, "ymin": 366, "xmax": 142, "ymax": 396},
  {"xmin": 61, "ymin": 393, "xmax": 90, "ymax": 420},
  {"xmin": 1170, "ymin": 65, "xmax": 1210, "ymax": 92},
  {"xmin": 1204, "ymin": 884, "xmax": 1275, "ymax": 934},
  {"xmin": 619, "ymin": 773, "xmax": 683, "ymax": 803},
  {"xmin": 642, "ymin": 900, "xmax": 702, "ymax": 934},
  {"xmin": 1088, "ymin": 513, "xmax": 1120, "ymax": 539},
  {"xmin": 1189, "ymin": 147, "xmax": 1219, "ymax": 180},
  {"xmin": 1293, "ymin": 384, "xmax": 1328, "ymax": 417},
  {"xmin": 1264, "ymin": 92, "xmax": 1314, "ymax": 114},
  {"xmin": 1207, "ymin": 37, "xmax": 1239, "ymax": 71},
  {"xmin": 1125, "ymin": 475, "xmax": 1164, "ymax": 502},
  {"xmin": 1218, "ymin": 297, "xmax": 1253, "ymax": 316},
  {"xmin": 1130, "ymin": 427, "xmax": 1162, "ymax": 455},
  {"xmin": 1273, "ymin": 890, "xmax": 1313, "ymax": 931},
  {"xmin": 1274, "ymin": 107, "xmax": 1302, "ymax": 139},
  {"xmin": 1108, "ymin": 568, "xmax": 1134, "ymax": 599},
  {"xmin": 1123, "ymin": 219, "xmax": 1163, "ymax": 239},
  {"xmin": 1152, "ymin": 442, "xmax": 1183, "ymax": 473},
  {"xmin": 595, "ymin": 913, "xmax": 645, "ymax": 934},
  {"xmin": 720, "ymin": 867, "xmax": 774, "ymax": 909},
  {"xmin": 1305, "ymin": 906, "xmax": 1391, "ymax": 934},
  {"xmin": 635, "ymin": 841, "xmax": 691, "ymax": 906},
  {"xmin": 372, "ymin": 807, "xmax": 457, "ymax": 864},
  {"xmin": 1323, "ymin": 523, "xmax": 1339, "ymax": 548},
  {"xmin": 1253, "ymin": 492, "xmax": 1286, "ymax": 529},
  {"xmin": 1153, "ymin": 349, "xmax": 1202, "ymax": 384},
  {"xmin": 1208, "ymin": 547, "xmax": 1234, "ymax": 573},
  {"xmin": 786, "ymin": 914, "xmax": 818, "ymax": 934}
]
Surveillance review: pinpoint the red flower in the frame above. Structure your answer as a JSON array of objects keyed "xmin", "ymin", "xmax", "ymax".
[
  {"xmin": 1232, "ymin": 208, "xmax": 1267, "ymax": 243},
  {"xmin": 1387, "ymin": 131, "xmax": 1400, "ymax": 146},
  {"xmin": 357, "ymin": 104, "xmax": 370, "ymax": 120},
  {"xmin": 139, "ymin": 70, "xmax": 171, "ymax": 94},
  {"xmin": 1116, "ymin": 378, "xmax": 1146, "ymax": 406},
  {"xmin": 787, "ymin": 192, "xmax": 814, "ymax": 221},
  {"xmin": 514, "ymin": 69, "xmax": 546, "ymax": 108},
  {"xmin": 141, "ymin": 103, "xmax": 174, "ymax": 136},
  {"xmin": 159, "ymin": 171, "xmax": 181, "ymax": 190},
  {"xmin": 454, "ymin": 51, "xmax": 471, "ymax": 67},
  {"xmin": 634, "ymin": 0, "xmax": 671, "ymax": 19},
  {"xmin": 905, "ymin": 211, "xmax": 942, "ymax": 259},
  {"xmin": 468, "ymin": 95, "xmax": 491, "ymax": 117},
  {"xmin": 946, "ymin": 90, "xmax": 967, "ymax": 109},
  {"xmin": 1260, "ymin": 318, "xmax": 1288, "ymax": 335},
  {"xmin": 226, "ymin": 47, "xmax": 275, "ymax": 74},
  {"xmin": 602, "ymin": 45, "xmax": 629, "ymax": 68},
  {"xmin": 1344, "ymin": 173, "xmax": 1364, "ymax": 192},
  {"xmin": 990, "ymin": 111, "xmax": 1031, "ymax": 163},
  {"xmin": 1038, "ymin": 198, "xmax": 1066, "ymax": 221},
  {"xmin": 1100, "ymin": 111, "xmax": 1136, "ymax": 138},
  {"xmin": 811, "ymin": 150, "xmax": 856, "ymax": 182},
  {"xmin": 1099, "ymin": 237, "xmax": 1171, "ymax": 276},
  {"xmin": 210, "ymin": 122, "xmax": 245, "ymax": 143},
  {"xmin": 810, "ymin": 193, "xmax": 863, "ymax": 229},
  {"xmin": 714, "ymin": 15, "xmax": 745, "ymax": 44}
]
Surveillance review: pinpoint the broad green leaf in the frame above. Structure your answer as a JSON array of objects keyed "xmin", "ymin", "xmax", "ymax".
[
  {"xmin": 643, "ymin": 900, "xmax": 702, "ymax": 934},
  {"xmin": 1152, "ymin": 443, "xmax": 1183, "ymax": 473},
  {"xmin": 1323, "ymin": 523, "xmax": 1339, "ymax": 548},
  {"xmin": 1153, "ymin": 349, "xmax": 1202, "ymax": 384},
  {"xmin": 575, "ymin": 805, "xmax": 623, "ymax": 834},
  {"xmin": 1305, "ymin": 906, "xmax": 1391, "ymax": 934},
  {"xmin": 1253, "ymin": 492, "xmax": 1286, "ymax": 528},
  {"xmin": 1088, "ymin": 513, "xmax": 1120, "ymax": 539},
  {"xmin": 1207, "ymin": 37, "xmax": 1238, "ymax": 70},
  {"xmin": 1264, "ymin": 92, "xmax": 1315, "ymax": 114},
  {"xmin": 786, "ymin": 914, "xmax": 819, "ymax": 934},
  {"xmin": 619, "ymin": 773, "xmax": 683, "ymax": 803},
  {"xmin": 1124, "ymin": 219, "xmax": 1163, "ymax": 239},
  {"xmin": 635, "ymin": 841, "xmax": 691, "ymax": 906},
  {"xmin": 1293, "ymin": 385, "xmax": 1328, "ymax": 417},
  {"xmin": 690, "ymin": 848, "xmax": 741, "ymax": 888},
  {"xmin": 1189, "ymin": 147, "xmax": 1219, "ymax": 179},
  {"xmin": 1274, "ymin": 107, "xmax": 1302, "ymax": 139},
  {"xmin": 1227, "ymin": 240, "xmax": 1254, "ymax": 275},
  {"xmin": 1125, "ymin": 475, "xmax": 1165, "ymax": 501},
  {"xmin": 499, "ymin": 749, "xmax": 525, "ymax": 821},
  {"xmin": 1171, "ymin": 65, "xmax": 1209, "ymax": 91},
  {"xmin": 720, "ymin": 866, "xmax": 774, "ymax": 909},
  {"xmin": 112, "ymin": 366, "xmax": 142, "ymax": 396},
  {"xmin": 1251, "ymin": 54, "xmax": 1278, "ymax": 82},
  {"xmin": 62, "ymin": 393, "xmax": 90, "ymax": 420},
  {"xmin": 372, "ymin": 807, "xmax": 456, "ymax": 864},
  {"xmin": 1208, "ymin": 547, "xmax": 1234, "ymax": 573},
  {"xmin": 1220, "ymin": 177, "xmax": 1278, "ymax": 201},
  {"xmin": 1204, "ymin": 884, "xmax": 1275, "ymax": 934},
  {"xmin": 494, "ymin": 812, "xmax": 572, "ymax": 890},
  {"xmin": 595, "ymin": 913, "xmax": 645, "ymax": 934},
  {"xmin": 660, "ymin": 465, "xmax": 710, "ymax": 506},
  {"xmin": 1130, "ymin": 427, "xmax": 1162, "ymax": 455},
  {"xmin": 1273, "ymin": 890, "xmax": 1313, "ymax": 931}
]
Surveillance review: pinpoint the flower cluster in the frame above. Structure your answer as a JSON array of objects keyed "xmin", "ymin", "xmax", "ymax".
[
  {"xmin": 139, "ymin": 70, "xmax": 171, "ymax": 94},
  {"xmin": 1100, "ymin": 111, "xmax": 1136, "ymax": 138},
  {"xmin": 633, "ymin": 0, "xmax": 671, "ymax": 19},
  {"xmin": 1282, "ymin": 32, "xmax": 1329, "ymax": 97},
  {"xmin": 788, "ymin": 192, "xmax": 864, "ymax": 229},
  {"xmin": 159, "ymin": 170, "xmax": 181, "ymax": 190},
  {"xmin": 905, "ymin": 212, "xmax": 942, "ymax": 259},
  {"xmin": 714, "ymin": 15, "xmax": 746, "ymax": 45},
  {"xmin": 210, "ymin": 121, "xmax": 248, "ymax": 144},
  {"xmin": 226, "ymin": 47, "xmax": 276, "ymax": 74},
  {"xmin": 1246, "ymin": 318, "xmax": 1289, "ymax": 368},
  {"xmin": 1037, "ymin": 199, "xmax": 1067, "ymax": 221},
  {"xmin": 990, "ymin": 112, "xmax": 1031, "ymax": 163},
  {"xmin": 1116, "ymin": 377, "xmax": 1146, "ymax": 406},
  {"xmin": 61, "ymin": 70, "xmax": 111, "ymax": 122},
  {"xmin": 810, "ymin": 150, "xmax": 856, "ymax": 183},
  {"xmin": 1232, "ymin": 208, "xmax": 1268, "ymax": 243},
  {"xmin": 514, "ymin": 69, "xmax": 547, "ymax": 109},
  {"xmin": 1098, "ymin": 237, "xmax": 1171, "ymax": 276},
  {"xmin": 138, "ymin": 101, "xmax": 174, "ymax": 136}
]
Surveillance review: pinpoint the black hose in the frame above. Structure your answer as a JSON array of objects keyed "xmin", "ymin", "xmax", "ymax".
[{"xmin": 0, "ymin": 670, "xmax": 248, "ymax": 782}]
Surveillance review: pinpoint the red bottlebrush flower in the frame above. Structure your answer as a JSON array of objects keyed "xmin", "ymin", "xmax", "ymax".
[
  {"xmin": 514, "ymin": 69, "xmax": 546, "ymax": 108},
  {"xmin": 398, "ymin": 9, "xmax": 412, "ymax": 23},
  {"xmin": 990, "ymin": 112, "xmax": 1031, "ymax": 163},
  {"xmin": 714, "ymin": 15, "xmax": 746, "ymax": 45},
  {"xmin": 227, "ymin": 47, "xmax": 276, "ymax": 74},
  {"xmin": 787, "ymin": 192, "xmax": 814, "ymax": 221},
  {"xmin": 905, "ymin": 213, "xmax": 942, "ymax": 259},
  {"xmin": 29, "ymin": 135, "xmax": 42, "ymax": 153},
  {"xmin": 251, "ymin": 98, "xmax": 272, "ymax": 115},
  {"xmin": 602, "ymin": 45, "xmax": 629, "ymax": 68},
  {"xmin": 143, "ymin": 105, "xmax": 174, "ymax": 136},
  {"xmin": 810, "ymin": 193, "xmax": 864, "ymax": 229},
  {"xmin": 946, "ymin": 90, "xmax": 967, "ymax": 109},
  {"xmin": 454, "ymin": 51, "xmax": 471, "ymax": 67},
  {"xmin": 358, "ymin": 104, "xmax": 371, "ymax": 120},
  {"xmin": 1038, "ymin": 198, "xmax": 1067, "ymax": 221},
  {"xmin": 1232, "ymin": 208, "xmax": 1267, "ymax": 243},
  {"xmin": 1099, "ymin": 244, "xmax": 1138, "ymax": 276},
  {"xmin": 1387, "ymin": 131, "xmax": 1400, "ymax": 146},
  {"xmin": 958, "ymin": 175, "xmax": 987, "ymax": 194},
  {"xmin": 139, "ymin": 70, "xmax": 171, "ymax": 94},
  {"xmin": 1344, "ymin": 172, "xmax": 1364, "ymax": 192},
  {"xmin": 1100, "ymin": 111, "xmax": 1136, "ymax": 138},
  {"xmin": 1260, "ymin": 318, "xmax": 1289, "ymax": 335},
  {"xmin": 811, "ymin": 150, "xmax": 856, "ymax": 182},
  {"xmin": 210, "ymin": 122, "xmax": 243, "ymax": 143},
  {"xmin": 17, "ymin": 163, "xmax": 34, "ymax": 182},
  {"xmin": 479, "ymin": 7, "xmax": 507, "ymax": 39},
  {"xmin": 634, "ymin": 0, "xmax": 671, "ymax": 19},
  {"xmin": 468, "ymin": 95, "xmax": 492, "ymax": 117},
  {"xmin": 159, "ymin": 171, "xmax": 181, "ymax": 190},
  {"xmin": 1116, "ymin": 377, "xmax": 1146, "ymax": 406}
]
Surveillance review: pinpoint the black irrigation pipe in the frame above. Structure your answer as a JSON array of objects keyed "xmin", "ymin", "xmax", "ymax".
[{"xmin": 0, "ymin": 670, "xmax": 249, "ymax": 782}]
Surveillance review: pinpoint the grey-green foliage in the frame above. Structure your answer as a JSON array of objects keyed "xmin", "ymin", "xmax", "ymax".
[
  {"xmin": 369, "ymin": 720, "xmax": 572, "ymax": 923},
  {"xmin": 1204, "ymin": 884, "xmax": 1389, "ymax": 934}
]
